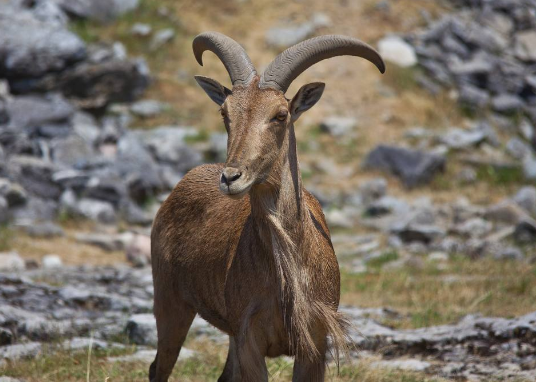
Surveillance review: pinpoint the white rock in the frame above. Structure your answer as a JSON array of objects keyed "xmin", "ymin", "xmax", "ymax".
[
  {"xmin": 378, "ymin": 36, "xmax": 417, "ymax": 67},
  {"xmin": 373, "ymin": 359, "xmax": 431, "ymax": 372},
  {"xmin": 109, "ymin": 348, "xmax": 195, "ymax": 363},
  {"xmin": 131, "ymin": 23, "xmax": 152, "ymax": 37},
  {"xmin": 42, "ymin": 254, "xmax": 62, "ymax": 269},
  {"xmin": 0, "ymin": 252, "xmax": 25, "ymax": 271},
  {"xmin": 428, "ymin": 251, "xmax": 449, "ymax": 262}
]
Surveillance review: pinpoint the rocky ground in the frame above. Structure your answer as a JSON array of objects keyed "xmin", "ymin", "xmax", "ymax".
[
  {"xmin": 0, "ymin": 266, "xmax": 535, "ymax": 381},
  {"xmin": 0, "ymin": 0, "xmax": 536, "ymax": 380}
]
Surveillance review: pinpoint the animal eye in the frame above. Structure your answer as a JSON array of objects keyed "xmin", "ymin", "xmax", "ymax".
[{"xmin": 275, "ymin": 111, "xmax": 288, "ymax": 121}]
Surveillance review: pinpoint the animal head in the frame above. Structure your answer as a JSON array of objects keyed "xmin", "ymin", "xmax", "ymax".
[{"xmin": 193, "ymin": 32, "xmax": 385, "ymax": 198}]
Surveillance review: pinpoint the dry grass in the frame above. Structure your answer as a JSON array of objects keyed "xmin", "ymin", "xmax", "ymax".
[
  {"xmin": 2, "ymin": 337, "xmax": 449, "ymax": 382},
  {"xmin": 7, "ymin": 226, "xmax": 125, "ymax": 266},
  {"xmin": 341, "ymin": 256, "xmax": 536, "ymax": 329}
]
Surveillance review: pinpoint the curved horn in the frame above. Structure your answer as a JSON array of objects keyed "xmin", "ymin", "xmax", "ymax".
[
  {"xmin": 193, "ymin": 32, "xmax": 257, "ymax": 86},
  {"xmin": 260, "ymin": 35, "xmax": 385, "ymax": 93}
]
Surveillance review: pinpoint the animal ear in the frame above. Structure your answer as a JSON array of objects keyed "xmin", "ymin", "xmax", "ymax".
[
  {"xmin": 194, "ymin": 75, "xmax": 232, "ymax": 105},
  {"xmin": 289, "ymin": 82, "xmax": 325, "ymax": 122}
]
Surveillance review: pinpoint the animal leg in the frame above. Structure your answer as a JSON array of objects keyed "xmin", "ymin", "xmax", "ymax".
[
  {"xmin": 235, "ymin": 331, "xmax": 268, "ymax": 382},
  {"xmin": 149, "ymin": 295, "xmax": 196, "ymax": 382},
  {"xmin": 291, "ymin": 334, "xmax": 327, "ymax": 382},
  {"xmin": 217, "ymin": 336, "xmax": 239, "ymax": 382}
]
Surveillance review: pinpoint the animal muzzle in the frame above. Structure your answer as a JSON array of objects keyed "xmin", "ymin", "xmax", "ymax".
[{"xmin": 219, "ymin": 166, "xmax": 253, "ymax": 198}]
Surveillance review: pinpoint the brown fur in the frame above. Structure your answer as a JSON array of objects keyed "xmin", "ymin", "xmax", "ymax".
[{"xmin": 150, "ymin": 77, "xmax": 349, "ymax": 382}]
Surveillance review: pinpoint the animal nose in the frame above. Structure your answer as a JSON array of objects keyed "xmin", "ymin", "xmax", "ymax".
[{"xmin": 221, "ymin": 167, "xmax": 242, "ymax": 186}]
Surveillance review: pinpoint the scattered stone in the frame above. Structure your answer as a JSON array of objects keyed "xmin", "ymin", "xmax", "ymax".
[
  {"xmin": 5, "ymin": 93, "xmax": 74, "ymax": 130},
  {"xmin": 493, "ymin": 247, "xmax": 524, "ymax": 261},
  {"xmin": 109, "ymin": 348, "xmax": 196, "ymax": 363},
  {"xmin": 458, "ymin": 84, "xmax": 490, "ymax": 108},
  {"xmin": 125, "ymin": 234, "xmax": 151, "ymax": 267},
  {"xmin": 126, "ymin": 314, "xmax": 157, "ymax": 346},
  {"xmin": 75, "ymin": 232, "xmax": 132, "ymax": 252},
  {"xmin": 24, "ymin": 222, "xmax": 65, "ymax": 238},
  {"xmin": 523, "ymin": 155, "xmax": 536, "ymax": 180},
  {"xmin": 373, "ymin": 359, "xmax": 431, "ymax": 372},
  {"xmin": 391, "ymin": 223, "xmax": 445, "ymax": 244},
  {"xmin": 485, "ymin": 200, "xmax": 528, "ymax": 225},
  {"xmin": 130, "ymin": 99, "xmax": 164, "ymax": 118},
  {"xmin": 150, "ymin": 28, "xmax": 175, "ymax": 50},
  {"xmin": 506, "ymin": 137, "xmax": 533, "ymax": 160},
  {"xmin": 74, "ymin": 198, "xmax": 117, "ymax": 224},
  {"xmin": 363, "ymin": 145, "xmax": 446, "ymax": 188},
  {"xmin": 440, "ymin": 127, "xmax": 486, "ymax": 149},
  {"xmin": 42, "ymin": 255, "xmax": 63, "ymax": 269},
  {"xmin": 53, "ymin": 0, "xmax": 140, "ymax": 22},
  {"xmin": 514, "ymin": 30, "xmax": 536, "ymax": 62},
  {"xmin": 377, "ymin": 36, "xmax": 417, "ymax": 67},
  {"xmin": 131, "ymin": 23, "xmax": 152, "ymax": 37},
  {"xmin": 514, "ymin": 186, "xmax": 536, "ymax": 217},
  {"xmin": 319, "ymin": 116, "xmax": 357, "ymax": 137},
  {"xmin": 0, "ymin": 2, "xmax": 86, "ymax": 79},
  {"xmin": 359, "ymin": 178, "xmax": 387, "ymax": 206},
  {"xmin": 492, "ymin": 94, "xmax": 525, "ymax": 114},
  {"xmin": 265, "ymin": 13, "xmax": 330, "ymax": 49},
  {"xmin": 0, "ymin": 342, "xmax": 41, "ymax": 361},
  {"xmin": 0, "ymin": 327, "xmax": 13, "ymax": 346},
  {"xmin": 456, "ymin": 167, "xmax": 477, "ymax": 184},
  {"xmin": 0, "ymin": 252, "xmax": 25, "ymax": 271},
  {"xmin": 325, "ymin": 209, "xmax": 353, "ymax": 229}
]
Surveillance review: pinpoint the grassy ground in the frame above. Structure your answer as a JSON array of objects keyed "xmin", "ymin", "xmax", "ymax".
[
  {"xmin": 2, "ymin": 339, "xmax": 448, "ymax": 382},
  {"xmin": 341, "ymin": 256, "xmax": 536, "ymax": 329}
]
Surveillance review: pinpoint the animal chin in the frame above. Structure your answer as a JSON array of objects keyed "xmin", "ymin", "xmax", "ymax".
[{"xmin": 220, "ymin": 182, "xmax": 252, "ymax": 199}]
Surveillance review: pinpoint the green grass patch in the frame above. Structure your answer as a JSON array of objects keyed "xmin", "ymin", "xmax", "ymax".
[
  {"xmin": 0, "ymin": 224, "xmax": 13, "ymax": 251},
  {"xmin": 382, "ymin": 65, "xmax": 420, "ymax": 92},
  {"xmin": 341, "ymin": 256, "xmax": 536, "ymax": 329},
  {"xmin": 366, "ymin": 250, "xmax": 399, "ymax": 269},
  {"xmin": 2, "ymin": 342, "xmax": 448, "ymax": 382},
  {"xmin": 475, "ymin": 164, "xmax": 524, "ymax": 186}
]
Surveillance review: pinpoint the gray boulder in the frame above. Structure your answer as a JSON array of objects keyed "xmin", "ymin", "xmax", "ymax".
[
  {"xmin": 140, "ymin": 127, "xmax": 202, "ymax": 173},
  {"xmin": 7, "ymin": 156, "xmax": 62, "ymax": 199},
  {"xmin": 491, "ymin": 94, "xmax": 525, "ymax": 114},
  {"xmin": 28, "ymin": 56, "xmax": 150, "ymax": 109},
  {"xmin": 320, "ymin": 116, "xmax": 357, "ymax": 137},
  {"xmin": 0, "ymin": 178, "xmax": 27, "ymax": 207},
  {"xmin": 265, "ymin": 13, "xmax": 330, "ymax": 49},
  {"xmin": 25, "ymin": 222, "xmax": 64, "ymax": 238},
  {"xmin": 130, "ymin": 99, "xmax": 164, "ymax": 118},
  {"xmin": 439, "ymin": 127, "xmax": 486, "ymax": 149},
  {"xmin": 0, "ymin": 252, "xmax": 25, "ymax": 271},
  {"xmin": 513, "ymin": 186, "xmax": 536, "ymax": 217},
  {"xmin": 514, "ymin": 30, "xmax": 536, "ymax": 62},
  {"xmin": 52, "ymin": 0, "xmax": 139, "ymax": 22},
  {"xmin": 363, "ymin": 145, "xmax": 446, "ymax": 188},
  {"xmin": 0, "ymin": 2, "xmax": 86, "ymax": 79},
  {"xmin": 0, "ymin": 342, "xmax": 41, "ymax": 361},
  {"xmin": 458, "ymin": 84, "xmax": 490, "ymax": 108},
  {"xmin": 51, "ymin": 135, "xmax": 95, "ymax": 168},
  {"xmin": 5, "ymin": 93, "xmax": 74, "ymax": 130},
  {"xmin": 150, "ymin": 29, "xmax": 175, "ymax": 50},
  {"xmin": 126, "ymin": 313, "xmax": 157, "ymax": 346}
]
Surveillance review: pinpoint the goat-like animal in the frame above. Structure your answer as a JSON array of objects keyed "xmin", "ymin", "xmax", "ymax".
[{"xmin": 150, "ymin": 32, "xmax": 385, "ymax": 382}]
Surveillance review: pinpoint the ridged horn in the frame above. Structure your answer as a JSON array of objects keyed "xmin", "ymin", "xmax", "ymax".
[
  {"xmin": 193, "ymin": 32, "xmax": 257, "ymax": 86},
  {"xmin": 260, "ymin": 35, "xmax": 385, "ymax": 93}
]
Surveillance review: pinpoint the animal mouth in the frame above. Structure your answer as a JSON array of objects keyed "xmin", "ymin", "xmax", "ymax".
[{"xmin": 219, "ymin": 178, "xmax": 254, "ymax": 199}]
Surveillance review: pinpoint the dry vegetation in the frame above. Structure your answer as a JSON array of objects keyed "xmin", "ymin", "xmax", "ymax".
[{"xmin": 3, "ymin": 339, "xmax": 449, "ymax": 382}]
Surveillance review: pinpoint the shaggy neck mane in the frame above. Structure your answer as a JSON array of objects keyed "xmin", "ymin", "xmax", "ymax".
[{"xmin": 249, "ymin": 123, "xmax": 326, "ymax": 361}]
